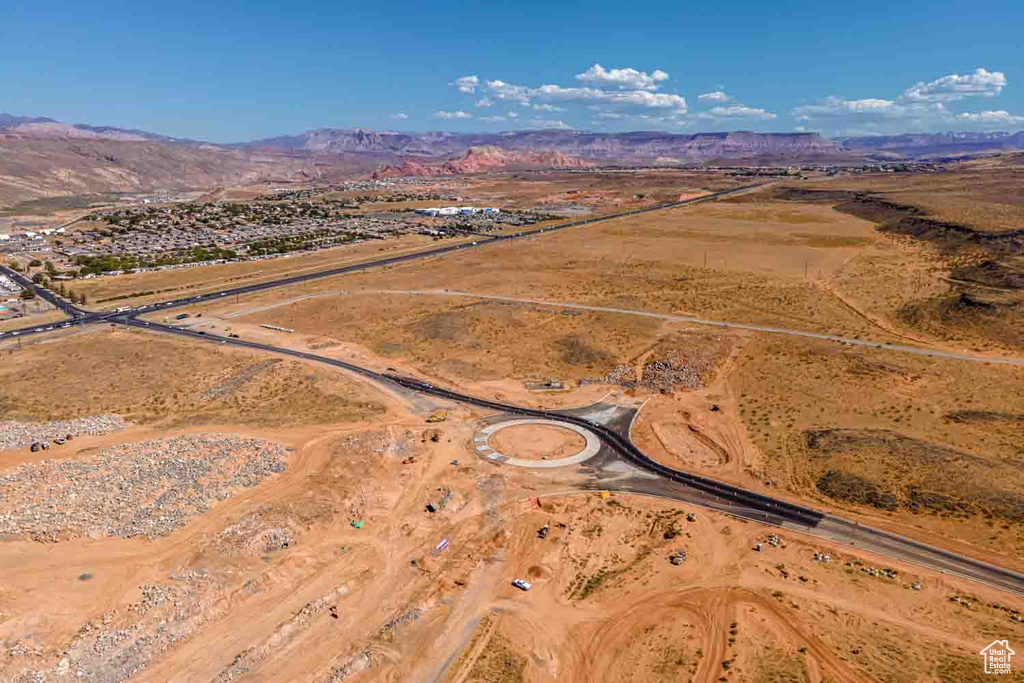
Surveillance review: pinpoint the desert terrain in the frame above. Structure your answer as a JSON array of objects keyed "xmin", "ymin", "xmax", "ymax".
[{"xmin": 2, "ymin": 162, "xmax": 1023, "ymax": 682}]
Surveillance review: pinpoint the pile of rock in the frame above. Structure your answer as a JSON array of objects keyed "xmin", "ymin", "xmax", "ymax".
[
  {"xmin": 580, "ymin": 364, "xmax": 637, "ymax": 388},
  {"xmin": 9, "ymin": 568, "xmax": 224, "ymax": 682},
  {"xmin": 0, "ymin": 434, "xmax": 289, "ymax": 541},
  {"xmin": 218, "ymin": 509, "xmax": 297, "ymax": 557},
  {"xmin": 0, "ymin": 415, "xmax": 129, "ymax": 451},
  {"xmin": 640, "ymin": 356, "xmax": 706, "ymax": 392}
]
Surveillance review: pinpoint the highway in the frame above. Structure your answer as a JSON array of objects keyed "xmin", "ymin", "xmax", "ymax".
[
  {"xmin": 120, "ymin": 315, "xmax": 1024, "ymax": 595},
  {"xmin": 0, "ymin": 183, "xmax": 758, "ymax": 341},
  {"xmin": 3, "ymin": 179, "xmax": 1024, "ymax": 594}
]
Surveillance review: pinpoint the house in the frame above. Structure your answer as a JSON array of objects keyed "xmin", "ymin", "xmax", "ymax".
[{"xmin": 980, "ymin": 640, "xmax": 1015, "ymax": 674}]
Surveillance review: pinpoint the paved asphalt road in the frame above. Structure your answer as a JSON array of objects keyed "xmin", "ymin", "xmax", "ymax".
[
  {"xmin": 0, "ymin": 183, "xmax": 758, "ymax": 340},
  {"xmin": 3, "ymin": 182, "xmax": 1023, "ymax": 593},
  {"xmin": 119, "ymin": 316, "xmax": 1024, "ymax": 595}
]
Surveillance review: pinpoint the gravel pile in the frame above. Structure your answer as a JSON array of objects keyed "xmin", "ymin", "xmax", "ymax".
[
  {"xmin": 579, "ymin": 364, "xmax": 637, "ymax": 388},
  {"xmin": 324, "ymin": 651, "xmax": 374, "ymax": 682},
  {"xmin": 7, "ymin": 569, "xmax": 225, "ymax": 683},
  {"xmin": 217, "ymin": 508, "xmax": 297, "ymax": 557},
  {"xmin": 0, "ymin": 434, "xmax": 289, "ymax": 541},
  {"xmin": 639, "ymin": 358, "xmax": 705, "ymax": 392},
  {"xmin": 0, "ymin": 415, "xmax": 129, "ymax": 451}
]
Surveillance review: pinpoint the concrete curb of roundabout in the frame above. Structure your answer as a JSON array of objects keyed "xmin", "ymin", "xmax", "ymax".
[{"xmin": 473, "ymin": 418, "xmax": 602, "ymax": 468}]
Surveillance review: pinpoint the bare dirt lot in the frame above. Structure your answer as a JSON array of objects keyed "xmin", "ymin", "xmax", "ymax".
[
  {"xmin": 0, "ymin": 327, "xmax": 386, "ymax": 427},
  {"xmin": 3, "ymin": 167, "xmax": 1024, "ymax": 681},
  {"xmin": 488, "ymin": 423, "xmax": 586, "ymax": 460}
]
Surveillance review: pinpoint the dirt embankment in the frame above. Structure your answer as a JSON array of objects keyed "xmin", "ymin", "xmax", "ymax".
[
  {"xmin": 804, "ymin": 428, "xmax": 1024, "ymax": 523},
  {"xmin": 767, "ymin": 187, "xmax": 1024, "ymax": 255},
  {"xmin": 750, "ymin": 186, "xmax": 1024, "ymax": 349}
]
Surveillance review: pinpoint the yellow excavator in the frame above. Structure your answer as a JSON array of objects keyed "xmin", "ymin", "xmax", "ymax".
[{"xmin": 426, "ymin": 411, "xmax": 448, "ymax": 423}]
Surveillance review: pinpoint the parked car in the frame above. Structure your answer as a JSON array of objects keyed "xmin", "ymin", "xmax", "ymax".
[
  {"xmin": 512, "ymin": 579, "xmax": 532, "ymax": 591},
  {"xmin": 54, "ymin": 437, "xmax": 66, "ymax": 445},
  {"xmin": 30, "ymin": 442, "xmax": 40, "ymax": 453},
  {"xmin": 41, "ymin": 441, "xmax": 49, "ymax": 450}
]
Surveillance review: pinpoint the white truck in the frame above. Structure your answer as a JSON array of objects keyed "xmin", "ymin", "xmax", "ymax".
[{"xmin": 512, "ymin": 579, "xmax": 532, "ymax": 591}]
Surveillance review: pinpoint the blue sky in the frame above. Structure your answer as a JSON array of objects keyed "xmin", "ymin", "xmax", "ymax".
[{"xmin": 2, "ymin": 0, "xmax": 1023, "ymax": 142}]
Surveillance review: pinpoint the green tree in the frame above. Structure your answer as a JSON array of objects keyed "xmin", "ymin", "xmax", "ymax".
[
  {"xmin": 44, "ymin": 260, "xmax": 56, "ymax": 275},
  {"xmin": 20, "ymin": 287, "xmax": 36, "ymax": 300},
  {"xmin": 28, "ymin": 259, "xmax": 42, "ymax": 268}
]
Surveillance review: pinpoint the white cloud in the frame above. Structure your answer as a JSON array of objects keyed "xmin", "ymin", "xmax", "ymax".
[
  {"xmin": 957, "ymin": 110, "xmax": 1024, "ymax": 124},
  {"xmin": 793, "ymin": 97, "xmax": 903, "ymax": 119},
  {"xmin": 902, "ymin": 68, "xmax": 1005, "ymax": 103},
  {"xmin": 713, "ymin": 105, "xmax": 776, "ymax": 119},
  {"xmin": 449, "ymin": 75, "xmax": 480, "ymax": 94},
  {"xmin": 575, "ymin": 63, "xmax": 669, "ymax": 91},
  {"xmin": 475, "ymin": 97, "xmax": 493, "ymax": 108},
  {"xmin": 433, "ymin": 110, "xmax": 472, "ymax": 120},
  {"xmin": 485, "ymin": 79, "xmax": 533, "ymax": 105},
  {"xmin": 698, "ymin": 91, "xmax": 730, "ymax": 102},
  {"xmin": 483, "ymin": 78, "xmax": 687, "ymax": 113},
  {"xmin": 479, "ymin": 115, "xmax": 507, "ymax": 122},
  {"xmin": 695, "ymin": 105, "xmax": 777, "ymax": 120},
  {"xmin": 593, "ymin": 111, "xmax": 625, "ymax": 120},
  {"xmin": 507, "ymin": 111, "xmax": 519, "ymax": 119},
  {"xmin": 389, "ymin": 113, "xmax": 408, "ymax": 120},
  {"xmin": 792, "ymin": 68, "xmax": 1014, "ymax": 133},
  {"xmin": 532, "ymin": 103, "xmax": 566, "ymax": 112},
  {"xmin": 525, "ymin": 118, "xmax": 573, "ymax": 129},
  {"xmin": 530, "ymin": 84, "xmax": 687, "ymax": 112}
]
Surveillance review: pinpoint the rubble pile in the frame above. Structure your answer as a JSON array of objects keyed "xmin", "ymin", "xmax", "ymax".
[
  {"xmin": 640, "ymin": 349, "xmax": 716, "ymax": 392},
  {"xmin": 0, "ymin": 434, "xmax": 289, "ymax": 541},
  {"xmin": 0, "ymin": 415, "xmax": 129, "ymax": 451},
  {"xmin": 216, "ymin": 586, "xmax": 350, "ymax": 682},
  {"xmin": 580, "ymin": 364, "xmax": 637, "ymax": 388},
  {"xmin": 9, "ymin": 569, "xmax": 224, "ymax": 682},
  {"xmin": 217, "ymin": 508, "xmax": 297, "ymax": 557}
]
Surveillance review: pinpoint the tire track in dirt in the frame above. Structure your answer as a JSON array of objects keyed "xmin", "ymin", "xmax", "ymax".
[{"xmin": 569, "ymin": 587, "xmax": 868, "ymax": 683}]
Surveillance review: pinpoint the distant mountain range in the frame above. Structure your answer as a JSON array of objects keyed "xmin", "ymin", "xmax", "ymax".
[
  {"xmin": 238, "ymin": 128, "xmax": 848, "ymax": 163},
  {"xmin": 2, "ymin": 112, "xmax": 1024, "ymax": 209},
  {"xmin": 835, "ymin": 131, "xmax": 1024, "ymax": 158},
  {"xmin": 4, "ymin": 112, "xmax": 1024, "ymax": 161}
]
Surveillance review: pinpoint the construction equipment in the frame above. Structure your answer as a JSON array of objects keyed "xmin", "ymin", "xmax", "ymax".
[{"xmin": 426, "ymin": 411, "xmax": 448, "ymax": 424}]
